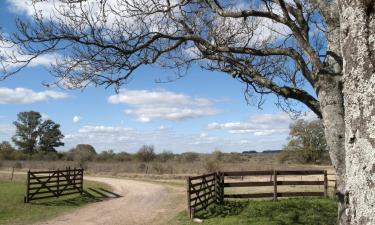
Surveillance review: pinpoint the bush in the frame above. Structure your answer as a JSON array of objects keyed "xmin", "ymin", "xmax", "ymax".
[
  {"xmin": 13, "ymin": 162, "xmax": 22, "ymax": 169},
  {"xmin": 114, "ymin": 152, "xmax": 133, "ymax": 162},
  {"xmin": 204, "ymin": 159, "xmax": 221, "ymax": 173},
  {"xmin": 70, "ymin": 144, "xmax": 97, "ymax": 163},
  {"xmin": 136, "ymin": 145, "xmax": 156, "ymax": 163},
  {"xmin": 158, "ymin": 150, "xmax": 174, "ymax": 162},
  {"xmin": 181, "ymin": 152, "xmax": 199, "ymax": 162}
]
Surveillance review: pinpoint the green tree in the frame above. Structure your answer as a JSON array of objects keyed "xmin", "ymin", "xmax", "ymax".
[
  {"xmin": 12, "ymin": 111, "xmax": 42, "ymax": 154},
  {"xmin": 38, "ymin": 119, "xmax": 64, "ymax": 152},
  {"xmin": 0, "ymin": 141, "xmax": 16, "ymax": 160},
  {"xmin": 70, "ymin": 144, "xmax": 97, "ymax": 162},
  {"xmin": 136, "ymin": 145, "xmax": 156, "ymax": 163},
  {"xmin": 281, "ymin": 119, "xmax": 328, "ymax": 164}
]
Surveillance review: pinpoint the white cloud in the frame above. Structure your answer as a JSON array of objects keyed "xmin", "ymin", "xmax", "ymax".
[
  {"xmin": 72, "ymin": 116, "xmax": 81, "ymax": 123},
  {"xmin": 78, "ymin": 125, "xmax": 133, "ymax": 134},
  {"xmin": 208, "ymin": 112, "xmax": 317, "ymax": 136},
  {"xmin": 108, "ymin": 89, "xmax": 220, "ymax": 122},
  {"xmin": 0, "ymin": 87, "xmax": 68, "ymax": 104}
]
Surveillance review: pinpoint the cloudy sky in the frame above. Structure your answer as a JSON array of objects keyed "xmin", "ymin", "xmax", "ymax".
[{"xmin": 0, "ymin": 1, "xmax": 317, "ymax": 153}]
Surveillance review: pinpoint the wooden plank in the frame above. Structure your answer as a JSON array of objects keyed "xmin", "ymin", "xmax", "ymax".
[
  {"xmin": 273, "ymin": 170, "xmax": 277, "ymax": 201},
  {"xmin": 186, "ymin": 177, "xmax": 192, "ymax": 219},
  {"xmin": 190, "ymin": 195, "xmax": 216, "ymax": 208},
  {"xmin": 224, "ymin": 193, "xmax": 274, "ymax": 198},
  {"xmin": 276, "ymin": 181, "xmax": 324, "ymax": 186},
  {"xmin": 29, "ymin": 169, "xmax": 82, "ymax": 174},
  {"xmin": 190, "ymin": 190, "xmax": 215, "ymax": 202},
  {"xmin": 191, "ymin": 178, "xmax": 215, "ymax": 188},
  {"xmin": 189, "ymin": 183, "xmax": 215, "ymax": 194},
  {"xmin": 324, "ymin": 170, "xmax": 328, "ymax": 197},
  {"xmin": 276, "ymin": 170, "xmax": 325, "ymax": 175},
  {"xmin": 223, "ymin": 181, "xmax": 273, "ymax": 187},
  {"xmin": 223, "ymin": 171, "xmax": 274, "ymax": 176},
  {"xmin": 189, "ymin": 173, "xmax": 216, "ymax": 181},
  {"xmin": 277, "ymin": 192, "xmax": 325, "ymax": 197}
]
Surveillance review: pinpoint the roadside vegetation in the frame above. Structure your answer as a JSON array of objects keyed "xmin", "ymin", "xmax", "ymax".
[
  {"xmin": 1, "ymin": 114, "xmax": 332, "ymax": 176},
  {"xmin": 0, "ymin": 174, "xmax": 112, "ymax": 225},
  {"xmin": 176, "ymin": 198, "xmax": 337, "ymax": 225}
]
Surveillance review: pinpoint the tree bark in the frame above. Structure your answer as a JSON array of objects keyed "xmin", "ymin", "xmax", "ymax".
[
  {"xmin": 317, "ymin": 77, "xmax": 347, "ymax": 224},
  {"xmin": 317, "ymin": 13, "xmax": 348, "ymax": 224},
  {"xmin": 340, "ymin": 0, "xmax": 375, "ymax": 224}
]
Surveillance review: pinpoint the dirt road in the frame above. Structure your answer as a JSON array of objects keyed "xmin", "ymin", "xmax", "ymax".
[{"xmin": 37, "ymin": 176, "xmax": 184, "ymax": 225}]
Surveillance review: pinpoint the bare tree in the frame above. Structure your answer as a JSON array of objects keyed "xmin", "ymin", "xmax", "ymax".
[{"xmin": 0, "ymin": 0, "xmax": 374, "ymax": 224}]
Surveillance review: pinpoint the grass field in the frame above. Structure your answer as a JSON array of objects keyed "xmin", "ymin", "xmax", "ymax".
[
  {"xmin": 0, "ymin": 177, "xmax": 112, "ymax": 225},
  {"xmin": 176, "ymin": 198, "xmax": 337, "ymax": 225}
]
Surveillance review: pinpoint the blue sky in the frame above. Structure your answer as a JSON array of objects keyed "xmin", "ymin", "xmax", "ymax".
[{"xmin": 0, "ymin": 1, "xmax": 316, "ymax": 153}]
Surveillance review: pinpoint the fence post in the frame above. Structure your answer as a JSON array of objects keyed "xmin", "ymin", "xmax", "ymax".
[
  {"xmin": 324, "ymin": 170, "xmax": 328, "ymax": 197},
  {"xmin": 57, "ymin": 169, "xmax": 60, "ymax": 197},
  {"xmin": 215, "ymin": 172, "xmax": 220, "ymax": 204},
  {"xmin": 273, "ymin": 170, "xmax": 277, "ymax": 201},
  {"xmin": 220, "ymin": 172, "xmax": 224, "ymax": 204},
  {"xmin": 186, "ymin": 177, "xmax": 192, "ymax": 219},
  {"xmin": 24, "ymin": 169, "xmax": 30, "ymax": 203},
  {"xmin": 80, "ymin": 168, "xmax": 84, "ymax": 194}
]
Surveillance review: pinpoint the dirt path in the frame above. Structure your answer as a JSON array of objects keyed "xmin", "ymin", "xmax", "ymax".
[{"xmin": 37, "ymin": 176, "xmax": 184, "ymax": 225}]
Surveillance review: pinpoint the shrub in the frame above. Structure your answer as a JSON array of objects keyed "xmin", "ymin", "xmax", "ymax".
[
  {"xmin": 204, "ymin": 159, "xmax": 221, "ymax": 173},
  {"xmin": 181, "ymin": 152, "xmax": 199, "ymax": 162},
  {"xmin": 13, "ymin": 162, "xmax": 22, "ymax": 169},
  {"xmin": 158, "ymin": 150, "xmax": 174, "ymax": 162},
  {"xmin": 136, "ymin": 145, "xmax": 156, "ymax": 163}
]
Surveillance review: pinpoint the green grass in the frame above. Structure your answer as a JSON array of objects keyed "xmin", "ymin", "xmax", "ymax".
[
  {"xmin": 0, "ymin": 179, "xmax": 113, "ymax": 225},
  {"xmin": 177, "ymin": 198, "xmax": 337, "ymax": 225}
]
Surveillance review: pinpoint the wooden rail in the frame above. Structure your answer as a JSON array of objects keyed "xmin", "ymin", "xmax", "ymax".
[
  {"xmin": 24, "ymin": 167, "xmax": 84, "ymax": 203},
  {"xmin": 187, "ymin": 170, "xmax": 328, "ymax": 218}
]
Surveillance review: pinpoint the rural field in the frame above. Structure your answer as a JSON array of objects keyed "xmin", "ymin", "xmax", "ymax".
[
  {"xmin": 0, "ymin": 152, "xmax": 338, "ymax": 225},
  {"xmin": 1, "ymin": 0, "xmax": 373, "ymax": 224}
]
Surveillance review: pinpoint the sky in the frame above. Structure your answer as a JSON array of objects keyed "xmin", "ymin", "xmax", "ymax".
[{"xmin": 0, "ymin": 0, "xmax": 318, "ymax": 153}]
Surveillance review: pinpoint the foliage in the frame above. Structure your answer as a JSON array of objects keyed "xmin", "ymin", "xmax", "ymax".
[
  {"xmin": 69, "ymin": 144, "xmax": 97, "ymax": 165},
  {"xmin": 181, "ymin": 152, "xmax": 199, "ymax": 162},
  {"xmin": 204, "ymin": 159, "xmax": 222, "ymax": 173},
  {"xmin": 177, "ymin": 198, "xmax": 337, "ymax": 225},
  {"xmin": 12, "ymin": 111, "xmax": 64, "ymax": 154},
  {"xmin": 279, "ymin": 119, "xmax": 330, "ymax": 164},
  {"xmin": 12, "ymin": 111, "xmax": 42, "ymax": 154},
  {"xmin": 0, "ymin": 141, "xmax": 16, "ymax": 160},
  {"xmin": 136, "ymin": 145, "xmax": 156, "ymax": 163},
  {"xmin": 158, "ymin": 150, "xmax": 175, "ymax": 162},
  {"xmin": 38, "ymin": 119, "xmax": 64, "ymax": 152}
]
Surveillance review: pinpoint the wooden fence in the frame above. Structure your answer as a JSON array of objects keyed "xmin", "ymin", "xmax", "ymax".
[
  {"xmin": 24, "ymin": 167, "xmax": 84, "ymax": 203},
  {"xmin": 187, "ymin": 170, "xmax": 328, "ymax": 219}
]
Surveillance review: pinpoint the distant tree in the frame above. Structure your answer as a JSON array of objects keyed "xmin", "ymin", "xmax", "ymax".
[
  {"xmin": 97, "ymin": 149, "xmax": 116, "ymax": 161},
  {"xmin": 181, "ymin": 152, "xmax": 199, "ymax": 162},
  {"xmin": 38, "ymin": 119, "xmax": 64, "ymax": 152},
  {"xmin": 136, "ymin": 145, "xmax": 156, "ymax": 174},
  {"xmin": 70, "ymin": 144, "xmax": 97, "ymax": 163},
  {"xmin": 158, "ymin": 150, "xmax": 174, "ymax": 162},
  {"xmin": 12, "ymin": 111, "xmax": 64, "ymax": 154},
  {"xmin": 0, "ymin": 141, "xmax": 16, "ymax": 160},
  {"xmin": 280, "ymin": 119, "xmax": 328, "ymax": 164},
  {"xmin": 114, "ymin": 152, "xmax": 133, "ymax": 162},
  {"xmin": 211, "ymin": 149, "xmax": 223, "ymax": 161},
  {"xmin": 12, "ymin": 111, "xmax": 42, "ymax": 154},
  {"xmin": 136, "ymin": 145, "xmax": 156, "ymax": 163}
]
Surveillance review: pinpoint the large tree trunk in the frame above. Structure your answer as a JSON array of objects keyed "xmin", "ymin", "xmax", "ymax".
[
  {"xmin": 340, "ymin": 0, "xmax": 375, "ymax": 224},
  {"xmin": 317, "ymin": 78, "xmax": 347, "ymax": 224},
  {"xmin": 317, "ymin": 12, "xmax": 348, "ymax": 224}
]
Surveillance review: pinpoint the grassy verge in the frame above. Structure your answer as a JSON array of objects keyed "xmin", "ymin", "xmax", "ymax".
[
  {"xmin": 176, "ymin": 198, "xmax": 337, "ymax": 225},
  {"xmin": 0, "ymin": 179, "xmax": 112, "ymax": 225}
]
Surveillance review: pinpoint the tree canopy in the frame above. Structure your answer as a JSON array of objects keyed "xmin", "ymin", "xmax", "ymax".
[{"xmin": 12, "ymin": 111, "xmax": 64, "ymax": 153}]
